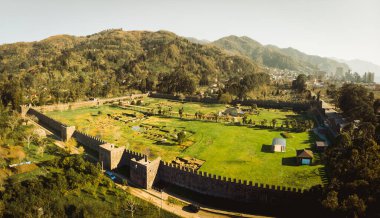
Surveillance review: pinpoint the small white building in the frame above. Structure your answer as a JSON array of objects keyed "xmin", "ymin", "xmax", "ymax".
[{"xmin": 272, "ymin": 138, "xmax": 286, "ymax": 152}]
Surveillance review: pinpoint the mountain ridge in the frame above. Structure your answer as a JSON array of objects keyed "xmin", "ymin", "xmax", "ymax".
[
  {"xmin": 0, "ymin": 29, "xmax": 263, "ymax": 101},
  {"xmin": 209, "ymin": 35, "xmax": 349, "ymax": 73}
]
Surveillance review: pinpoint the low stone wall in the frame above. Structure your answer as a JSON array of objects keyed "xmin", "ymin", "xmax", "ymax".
[
  {"xmin": 233, "ymin": 99, "xmax": 311, "ymax": 110},
  {"xmin": 149, "ymin": 93, "xmax": 312, "ymax": 110},
  {"xmin": 34, "ymin": 94, "xmax": 148, "ymax": 112},
  {"xmin": 149, "ymin": 93, "xmax": 219, "ymax": 104}
]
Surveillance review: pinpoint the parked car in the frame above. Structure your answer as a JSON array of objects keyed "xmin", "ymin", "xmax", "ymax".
[
  {"xmin": 188, "ymin": 204, "xmax": 200, "ymax": 213},
  {"xmin": 105, "ymin": 171, "xmax": 116, "ymax": 180}
]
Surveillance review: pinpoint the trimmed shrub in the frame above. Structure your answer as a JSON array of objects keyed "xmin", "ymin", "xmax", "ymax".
[{"xmin": 281, "ymin": 132, "xmax": 293, "ymax": 138}]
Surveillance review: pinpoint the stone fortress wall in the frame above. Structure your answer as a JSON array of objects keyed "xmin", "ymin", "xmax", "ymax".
[{"xmin": 22, "ymin": 94, "xmax": 323, "ymax": 206}]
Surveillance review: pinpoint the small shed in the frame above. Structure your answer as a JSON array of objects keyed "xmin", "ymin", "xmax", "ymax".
[
  {"xmin": 296, "ymin": 149, "xmax": 314, "ymax": 165},
  {"xmin": 315, "ymin": 141, "xmax": 328, "ymax": 152},
  {"xmin": 272, "ymin": 138, "xmax": 286, "ymax": 152}
]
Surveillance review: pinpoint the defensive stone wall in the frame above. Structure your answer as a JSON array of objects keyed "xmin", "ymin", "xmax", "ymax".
[
  {"xmin": 130, "ymin": 157, "xmax": 161, "ymax": 189},
  {"xmin": 72, "ymin": 130, "xmax": 106, "ymax": 153},
  {"xmin": 125, "ymin": 150, "xmax": 147, "ymax": 166},
  {"xmin": 61, "ymin": 126, "xmax": 76, "ymax": 142},
  {"xmin": 26, "ymin": 101, "xmax": 311, "ymax": 205},
  {"xmin": 28, "ymin": 108, "xmax": 66, "ymax": 135},
  {"xmin": 99, "ymin": 143, "xmax": 127, "ymax": 170},
  {"xmin": 158, "ymin": 161, "xmax": 305, "ymax": 204}
]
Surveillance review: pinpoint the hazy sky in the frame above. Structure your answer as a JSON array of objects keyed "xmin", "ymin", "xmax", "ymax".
[{"xmin": 1, "ymin": 0, "xmax": 379, "ymax": 65}]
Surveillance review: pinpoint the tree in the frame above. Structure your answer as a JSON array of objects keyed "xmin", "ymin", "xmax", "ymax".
[
  {"xmin": 124, "ymin": 196, "xmax": 138, "ymax": 217},
  {"xmin": 36, "ymin": 138, "xmax": 51, "ymax": 157},
  {"xmin": 322, "ymin": 191, "xmax": 339, "ymax": 211},
  {"xmin": 219, "ymin": 93, "xmax": 233, "ymax": 104},
  {"xmin": 226, "ymin": 73, "xmax": 270, "ymax": 99},
  {"xmin": 178, "ymin": 94, "xmax": 185, "ymax": 102},
  {"xmin": 23, "ymin": 127, "xmax": 36, "ymax": 148},
  {"xmin": 342, "ymin": 195, "xmax": 367, "ymax": 218},
  {"xmin": 177, "ymin": 131, "xmax": 186, "ymax": 144},
  {"xmin": 338, "ymin": 84, "xmax": 376, "ymax": 123},
  {"xmin": 178, "ymin": 107, "xmax": 184, "ymax": 118},
  {"xmin": 292, "ymin": 74, "xmax": 307, "ymax": 92},
  {"xmin": 322, "ymin": 123, "xmax": 380, "ymax": 217},
  {"xmin": 242, "ymin": 115, "xmax": 248, "ymax": 124},
  {"xmin": 157, "ymin": 70, "xmax": 196, "ymax": 95}
]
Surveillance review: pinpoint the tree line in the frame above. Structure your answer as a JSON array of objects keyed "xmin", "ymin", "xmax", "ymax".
[{"xmin": 318, "ymin": 84, "xmax": 380, "ymax": 218}]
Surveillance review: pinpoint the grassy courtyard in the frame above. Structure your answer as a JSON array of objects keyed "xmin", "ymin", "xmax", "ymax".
[{"xmin": 46, "ymin": 98, "xmax": 325, "ymax": 189}]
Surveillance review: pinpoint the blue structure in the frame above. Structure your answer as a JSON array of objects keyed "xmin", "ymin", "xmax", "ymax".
[
  {"xmin": 105, "ymin": 171, "xmax": 116, "ymax": 180},
  {"xmin": 296, "ymin": 149, "xmax": 313, "ymax": 165}
]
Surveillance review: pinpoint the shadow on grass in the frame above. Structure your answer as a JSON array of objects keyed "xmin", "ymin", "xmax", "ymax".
[
  {"xmin": 261, "ymin": 144, "xmax": 273, "ymax": 153},
  {"xmin": 282, "ymin": 157, "xmax": 298, "ymax": 166}
]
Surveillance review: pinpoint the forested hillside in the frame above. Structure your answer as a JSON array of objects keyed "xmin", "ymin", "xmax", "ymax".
[
  {"xmin": 0, "ymin": 29, "xmax": 262, "ymax": 107},
  {"xmin": 211, "ymin": 35, "xmax": 349, "ymax": 73}
]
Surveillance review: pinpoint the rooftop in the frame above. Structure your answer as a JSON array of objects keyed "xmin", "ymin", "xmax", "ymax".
[
  {"xmin": 296, "ymin": 149, "xmax": 314, "ymax": 158},
  {"xmin": 316, "ymin": 141, "xmax": 327, "ymax": 148},
  {"xmin": 99, "ymin": 143, "xmax": 116, "ymax": 150},
  {"xmin": 272, "ymin": 138, "xmax": 286, "ymax": 147}
]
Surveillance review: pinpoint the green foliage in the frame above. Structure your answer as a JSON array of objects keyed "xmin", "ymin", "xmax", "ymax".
[
  {"xmin": 322, "ymin": 123, "xmax": 380, "ymax": 217},
  {"xmin": 0, "ymin": 29, "xmax": 263, "ymax": 105},
  {"xmin": 218, "ymin": 92, "xmax": 233, "ymax": 104},
  {"xmin": 0, "ymin": 154, "xmax": 177, "ymax": 218},
  {"xmin": 292, "ymin": 74, "xmax": 307, "ymax": 92},
  {"xmin": 0, "ymin": 75, "xmax": 23, "ymax": 110},
  {"xmin": 225, "ymin": 73, "xmax": 270, "ymax": 99},
  {"xmin": 338, "ymin": 84, "xmax": 376, "ymax": 123},
  {"xmin": 177, "ymin": 131, "xmax": 186, "ymax": 144},
  {"xmin": 157, "ymin": 70, "xmax": 197, "ymax": 94},
  {"xmin": 212, "ymin": 35, "xmax": 349, "ymax": 72},
  {"xmin": 281, "ymin": 132, "xmax": 293, "ymax": 138}
]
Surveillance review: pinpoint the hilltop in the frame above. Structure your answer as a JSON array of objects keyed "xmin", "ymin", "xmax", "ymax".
[
  {"xmin": 0, "ymin": 29, "xmax": 262, "ymax": 105},
  {"xmin": 210, "ymin": 35, "xmax": 349, "ymax": 73}
]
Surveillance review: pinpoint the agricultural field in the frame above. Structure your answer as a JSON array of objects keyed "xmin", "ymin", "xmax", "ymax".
[{"xmin": 46, "ymin": 98, "xmax": 325, "ymax": 189}]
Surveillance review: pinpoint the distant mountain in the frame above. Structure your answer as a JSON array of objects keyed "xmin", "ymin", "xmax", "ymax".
[
  {"xmin": 209, "ymin": 35, "xmax": 349, "ymax": 73},
  {"xmin": 185, "ymin": 37, "xmax": 211, "ymax": 45}
]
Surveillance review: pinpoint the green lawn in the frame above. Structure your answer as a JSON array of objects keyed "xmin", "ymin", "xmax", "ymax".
[
  {"xmin": 143, "ymin": 97, "xmax": 227, "ymax": 114},
  {"xmin": 46, "ymin": 98, "xmax": 325, "ymax": 189}
]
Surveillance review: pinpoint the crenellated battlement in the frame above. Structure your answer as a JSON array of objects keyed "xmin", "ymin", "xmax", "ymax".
[
  {"xmin": 158, "ymin": 159, "xmax": 305, "ymax": 198},
  {"xmin": 125, "ymin": 149, "xmax": 147, "ymax": 160}
]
